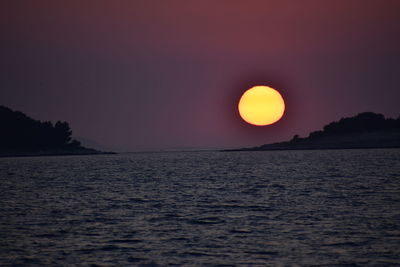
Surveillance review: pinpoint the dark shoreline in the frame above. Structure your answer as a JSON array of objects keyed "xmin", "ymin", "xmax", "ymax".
[
  {"xmin": 222, "ymin": 145, "xmax": 400, "ymax": 152},
  {"xmin": 223, "ymin": 133, "xmax": 400, "ymax": 152},
  {"xmin": 0, "ymin": 150, "xmax": 116, "ymax": 158},
  {"xmin": 225, "ymin": 112, "xmax": 400, "ymax": 152}
]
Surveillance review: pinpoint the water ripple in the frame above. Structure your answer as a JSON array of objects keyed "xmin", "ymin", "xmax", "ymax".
[{"xmin": 0, "ymin": 149, "xmax": 399, "ymax": 265}]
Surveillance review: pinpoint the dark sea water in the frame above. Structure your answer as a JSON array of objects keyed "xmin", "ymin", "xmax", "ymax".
[{"xmin": 0, "ymin": 149, "xmax": 399, "ymax": 266}]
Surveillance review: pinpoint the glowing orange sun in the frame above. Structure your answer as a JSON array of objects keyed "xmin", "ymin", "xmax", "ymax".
[{"xmin": 238, "ymin": 85, "xmax": 285, "ymax": 126}]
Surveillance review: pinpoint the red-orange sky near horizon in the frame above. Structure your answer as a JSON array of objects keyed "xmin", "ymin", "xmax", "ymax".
[{"xmin": 0, "ymin": 0, "xmax": 399, "ymax": 150}]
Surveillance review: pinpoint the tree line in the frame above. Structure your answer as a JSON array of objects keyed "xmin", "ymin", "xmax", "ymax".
[
  {"xmin": 0, "ymin": 106, "xmax": 82, "ymax": 152},
  {"xmin": 293, "ymin": 112, "xmax": 400, "ymax": 141}
]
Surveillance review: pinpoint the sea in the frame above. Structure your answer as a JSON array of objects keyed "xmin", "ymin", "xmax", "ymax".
[{"xmin": 0, "ymin": 149, "xmax": 399, "ymax": 266}]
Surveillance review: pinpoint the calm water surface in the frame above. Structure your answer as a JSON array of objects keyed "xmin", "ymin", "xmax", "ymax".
[{"xmin": 0, "ymin": 149, "xmax": 399, "ymax": 266}]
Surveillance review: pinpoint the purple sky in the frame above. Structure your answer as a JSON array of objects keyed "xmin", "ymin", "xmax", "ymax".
[{"xmin": 1, "ymin": 1, "xmax": 399, "ymax": 151}]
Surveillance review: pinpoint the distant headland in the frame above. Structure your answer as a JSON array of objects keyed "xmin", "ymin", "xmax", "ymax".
[
  {"xmin": 0, "ymin": 106, "xmax": 114, "ymax": 157},
  {"xmin": 228, "ymin": 112, "xmax": 400, "ymax": 151}
]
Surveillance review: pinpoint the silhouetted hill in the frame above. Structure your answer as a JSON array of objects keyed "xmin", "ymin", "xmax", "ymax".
[
  {"xmin": 232, "ymin": 112, "xmax": 400, "ymax": 151},
  {"xmin": 0, "ymin": 106, "xmax": 113, "ymax": 157}
]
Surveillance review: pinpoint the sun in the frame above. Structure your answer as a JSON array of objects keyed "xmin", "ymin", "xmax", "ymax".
[{"xmin": 238, "ymin": 85, "xmax": 285, "ymax": 126}]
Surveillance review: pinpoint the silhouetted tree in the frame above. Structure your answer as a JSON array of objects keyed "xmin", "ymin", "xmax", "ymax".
[
  {"xmin": 290, "ymin": 134, "xmax": 300, "ymax": 142},
  {"xmin": 54, "ymin": 121, "xmax": 72, "ymax": 146},
  {"xmin": 294, "ymin": 112, "xmax": 400, "ymax": 140},
  {"xmin": 0, "ymin": 105, "xmax": 84, "ymax": 152},
  {"xmin": 323, "ymin": 112, "xmax": 388, "ymax": 134}
]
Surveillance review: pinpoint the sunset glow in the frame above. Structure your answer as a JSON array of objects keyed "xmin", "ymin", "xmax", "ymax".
[{"xmin": 238, "ymin": 86, "xmax": 285, "ymax": 126}]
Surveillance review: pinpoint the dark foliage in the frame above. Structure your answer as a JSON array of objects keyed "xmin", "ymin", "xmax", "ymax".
[
  {"xmin": 307, "ymin": 112, "xmax": 400, "ymax": 139},
  {"xmin": 236, "ymin": 112, "xmax": 400, "ymax": 151},
  {"xmin": 0, "ymin": 106, "xmax": 83, "ymax": 152}
]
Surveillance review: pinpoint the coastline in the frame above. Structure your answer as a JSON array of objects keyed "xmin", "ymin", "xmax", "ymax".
[
  {"xmin": 0, "ymin": 149, "xmax": 116, "ymax": 158},
  {"xmin": 223, "ymin": 145, "xmax": 400, "ymax": 152},
  {"xmin": 223, "ymin": 130, "xmax": 400, "ymax": 152}
]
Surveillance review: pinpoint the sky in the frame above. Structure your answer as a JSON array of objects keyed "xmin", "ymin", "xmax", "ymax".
[{"xmin": 1, "ymin": 0, "xmax": 399, "ymax": 151}]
